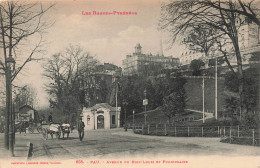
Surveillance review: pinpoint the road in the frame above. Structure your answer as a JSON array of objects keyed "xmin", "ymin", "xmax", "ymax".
[
  {"xmin": 1, "ymin": 129, "xmax": 260, "ymax": 168},
  {"xmin": 1, "ymin": 128, "xmax": 259, "ymax": 159}
]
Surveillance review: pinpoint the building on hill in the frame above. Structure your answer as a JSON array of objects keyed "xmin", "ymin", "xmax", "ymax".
[
  {"xmin": 179, "ymin": 16, "xmax": 260, "ymax": 68},
  {"xmin": 81, "ymin": 103, "xmax": 121, "ymax": 130},
  {"xmin": 122, "ymin": 43, "xmax": 180, "ymax": 76},
  {"xmin": 83, "ymin": 63, "xmax": 122, "ymax": 107},
  {"xmin": 94, "ymin": 63, "xmax": 122, "ymax": 88}
]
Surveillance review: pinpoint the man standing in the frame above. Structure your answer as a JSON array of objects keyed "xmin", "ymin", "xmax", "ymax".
[
  {"xmin": 48, "ymin": 112, "xmax": 53, "ymax": 124},
  {"xmin": 77, "ymin": 118, "xmax": 85, "ymax": 141}
]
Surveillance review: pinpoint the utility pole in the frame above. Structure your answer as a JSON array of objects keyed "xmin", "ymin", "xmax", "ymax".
[
  {"xmin": 202, "ymin": 76, "xmax": 205, "ymax": 123},
  {"xmin": 133, "ymin": 110, "xmax": 135, "ymax": 131},
  {"xmin": 8, "ymin": 5, "xmax": 15, "ymax": 156},
  {"xmin": 115, "ymin": 82, "xmax": 118, "ymax": 127},
  {"xmin": 215, "ymin": 57, "xmax": 218, "ymax": 120},
  {"xmin": 5, "ymin": 64, "xmax": 11, "ymax": 150}
]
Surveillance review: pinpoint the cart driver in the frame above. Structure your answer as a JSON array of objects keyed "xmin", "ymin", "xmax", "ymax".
[
  {"xmin": 77, "ymin": 118, "xmax": 85, "ymax": 142},
  {"xmin": 48, "ymin": 112, "xmax": 53, "ymax": 124}
]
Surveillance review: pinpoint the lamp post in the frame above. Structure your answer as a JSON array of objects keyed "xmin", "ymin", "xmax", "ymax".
[
  {"xmin": 6, "ymin": 55, "xmax": 15, "ymax": 156},
  {"xmin": 133, "ymin": 110, "xmax": 135, "ymax": 131}
]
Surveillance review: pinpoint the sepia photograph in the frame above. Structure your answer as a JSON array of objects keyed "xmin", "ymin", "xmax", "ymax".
[{"xmin": 0, "ymin": 0, "xmax": 259, "ymax": 167}]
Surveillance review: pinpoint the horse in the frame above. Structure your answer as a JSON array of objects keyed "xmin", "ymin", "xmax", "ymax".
[
  {"xmin": 61, "ymin": 123, "xmax": 71, "ymax": 139},
  {"xmin": 42, "ymin": 123, "xmax": 61, "ymax": 140}
]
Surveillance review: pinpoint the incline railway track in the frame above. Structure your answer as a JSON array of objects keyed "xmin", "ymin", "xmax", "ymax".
[{"xmin": 38, "ymin": 137, "xmax": 83, "ymax": 159}]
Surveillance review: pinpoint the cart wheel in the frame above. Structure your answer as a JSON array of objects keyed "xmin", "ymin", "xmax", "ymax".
[
  {"xmin": 42, "ymin": 129, "xmax": 47, "ymax": 139},
  {"xmin": 18, "ymin": 128, "xmax": 22, "ymax": 134},
  {"xmin": 37, "ymin": 126, "xmax": 43, "ymax": 134},
  {"xmin": 28, "ymin": 127, "xmax": 34, "ymax": 133},
  {"xmin": 56, "ymin": 132, "xmax": 60, "ymax": 139}
]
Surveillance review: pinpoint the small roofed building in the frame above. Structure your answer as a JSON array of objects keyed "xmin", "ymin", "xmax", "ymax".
[
  {"xmin": 17, "ymin": 105, "xmax": 40, "ymax": 123},
  {"xmin": 82, "ymin": 103, "xmax": 121, "ymax": 130}
]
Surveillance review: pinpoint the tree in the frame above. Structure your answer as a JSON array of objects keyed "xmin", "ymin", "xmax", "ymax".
[
  {"xmin": 160, "ymin": 73, "xmax": 187, "ymax": 122},
  {"xmin": 0, "ymin": 1, "xmax": 54, "ymax": 150},
  {"xmin": 43, "ymin": 46, "xmax": 88, "ymax": 121},
  {"xmin": 190, "ymin": 59, "xmax": 205, "ymax": 76},
  {"xmin": 0, "ymin": 1, "xmax": 54, "ymax": 80},
  {"xmin": 14, "ymin": 85, "xmax": 38, "ymax": 108},
  {"xmin": 160, "ymin": 0, "xmax": 256, "ymax": 120},
  {"xmin": 224, "ymin": 65, "xmax": 259, "ymax": 128},
  {"xmin": 205, "ymin": 0, "xmax": 260, "ymax": 26},
  {"xmin": 43, "ymin": 45, "xmax": 110, "ymax": 123},
  {"xmin": 183, "ymin": 25, "xmax": 217, "ymax": 57}
]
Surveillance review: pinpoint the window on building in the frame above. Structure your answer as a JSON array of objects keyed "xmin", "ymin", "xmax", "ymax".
[
  {"xmin": 112, "ymin": 115, "xmax": 115, "ymax": 124},
  {"xmin": 87, "ymin": 115, "xmax": 90, "ymax": 125}
]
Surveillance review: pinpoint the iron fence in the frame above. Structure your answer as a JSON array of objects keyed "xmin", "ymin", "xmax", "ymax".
[{"xmin": 129, "ymin": 124, "xmax": 260, "ymax": 146}]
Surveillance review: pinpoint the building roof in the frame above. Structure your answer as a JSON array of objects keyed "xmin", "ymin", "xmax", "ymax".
[
  {"xmin": 85, "ymin": 103, "xmax": 118, "ymax": 112},
  {"xmin": 19, "ymin": 105, "xmax": 36, "ymax": 114}
]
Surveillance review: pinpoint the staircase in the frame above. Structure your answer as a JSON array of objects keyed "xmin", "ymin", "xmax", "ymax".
[{"xmin": 185, "ymin": 109, "xmax": 214, "ymax": 121}]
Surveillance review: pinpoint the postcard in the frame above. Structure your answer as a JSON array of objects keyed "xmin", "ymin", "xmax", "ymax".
[{"xmin": 0, "ymin": 0, "xmax": 259, "ymax": 167}]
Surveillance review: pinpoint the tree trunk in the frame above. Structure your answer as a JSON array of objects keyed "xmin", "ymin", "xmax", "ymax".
[{"xmin": 232, "ymin": 38, "xmax": 245, "ymax": 117}]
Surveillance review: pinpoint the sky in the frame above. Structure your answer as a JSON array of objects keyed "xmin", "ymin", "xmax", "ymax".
[{"xmin": 7, "ymin": 0, "xmax": 182, "ymax": 109}]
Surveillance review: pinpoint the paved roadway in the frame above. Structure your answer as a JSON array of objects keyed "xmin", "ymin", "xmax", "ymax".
[{"xmin": 1, "ymin": 128, "xmax": 260, "ymax": 159}]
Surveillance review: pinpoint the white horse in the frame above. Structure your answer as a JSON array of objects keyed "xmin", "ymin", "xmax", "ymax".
[
  {"xmin": 61, "ymin": 123, "xmax": 71, "ymax": 139},
  {"xmin": 42, "ymin": 123, "xmax": 61, "ymax": 140}
]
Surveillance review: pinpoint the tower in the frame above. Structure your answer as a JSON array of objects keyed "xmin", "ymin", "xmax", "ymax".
[{"xmin": 135, "ymin": 43, "xmax": 142, "ymax": 54}]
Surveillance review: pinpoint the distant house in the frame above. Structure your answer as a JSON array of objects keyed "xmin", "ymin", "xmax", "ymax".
[
  {"xmin": 17, "ymin": 105, "xmax": 39, "ymax": 123},
  {"xmin": 82, "ymin": 103, "xmax": 121, "ymax": 130}
]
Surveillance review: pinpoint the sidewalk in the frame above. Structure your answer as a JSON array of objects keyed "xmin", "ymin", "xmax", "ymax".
[{"xmin": 0, "ymin": 133, "xmax": 30, "ymax": 159}]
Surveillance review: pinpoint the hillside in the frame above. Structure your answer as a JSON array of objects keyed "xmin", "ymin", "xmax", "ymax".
[
  {"xmin": 185, "ymin": 78, "xmax": 226, "ymax": 113},
  {"xmin": 126, "ymin": 77, "xmax": 227, "ymax": 125}
]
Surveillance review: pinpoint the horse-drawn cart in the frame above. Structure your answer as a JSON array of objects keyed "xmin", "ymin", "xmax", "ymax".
[
  {"xmin": 42, "ymin": 123, "xmax": 61, "ymax": 140},
  {"xmin": 28, "ymin": 122, "xmax": 43, "ymax": 134}
]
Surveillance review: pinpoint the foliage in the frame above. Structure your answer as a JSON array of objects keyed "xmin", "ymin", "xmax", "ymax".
[
  {"xmin": 0, "ymin": 1, "xmax": 54, "ymax": 148},
  {"xmin": 190, "ymin": 59, "xmax": 205, "ymax": 76},
  {"xmin": 224, "ymin": 71, "xmax": 239, "ymax": 93},
  {"xmin": 43, "ymin": 45, "xmax": 109, "ymax": 123},
  {"xmin": 0, "ymin": 1, "xmax": 54, "ymax": 79},
  {"xmin": 14, "ymin": 85, "xmax": 38, "ymax": 108},
  {"xmin": 160, "ymin": 73, "xmax": 187, "ymax": 121},
  {"xmin": 183, "ymin": 25, "xmax": 217, "ymax": 57},
  {"xmin": 159, "ymin": 0, "xmax": 260, "ymax": 123},
  {"xmin": 224, "ymin": 66, "xmax": 259, "ymax": 128}
]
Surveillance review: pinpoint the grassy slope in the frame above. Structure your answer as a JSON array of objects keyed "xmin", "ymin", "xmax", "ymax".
[{"xmin": 128, "ymin": 78, "xmax": 227, "ymax": 125}]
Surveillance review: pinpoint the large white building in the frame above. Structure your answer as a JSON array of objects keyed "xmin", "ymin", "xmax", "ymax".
[
  {"xmin": 122, "ymin": 43, "xmax": 179, "ymax": 76},
  {"xmin": 179, "ymin": 17, "xmax": 260, "ymax": 66}
]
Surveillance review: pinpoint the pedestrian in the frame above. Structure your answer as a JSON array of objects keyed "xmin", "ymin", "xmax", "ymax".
[
  {"xmin": 48, "ymin": 112, "xmax": 53, "ymax": 124},
  {"xmin": 77, "ymin": 118, "xmax": 85, "ymax": 141}
]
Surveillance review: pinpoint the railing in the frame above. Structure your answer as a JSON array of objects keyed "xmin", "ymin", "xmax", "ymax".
[{"xmin": 128, "ymin": 124, "xmax": 260, "ymax": 146}]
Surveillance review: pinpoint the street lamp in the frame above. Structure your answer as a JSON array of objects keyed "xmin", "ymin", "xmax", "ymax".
[
  {"xmin": 6, "ymin": 56, "xmax": 16, "ymax": 71},
  {"xmin": 133, "ymin": 110, "xmax": 135, "ymax": 131},
  {"xmin": 6, "ymin": 55, "xmax": 15, "ymax": 156}
]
